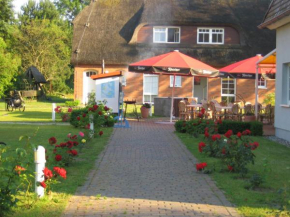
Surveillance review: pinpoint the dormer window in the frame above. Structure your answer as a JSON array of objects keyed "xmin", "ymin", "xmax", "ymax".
[
  {"xmin": 153, "ymin": 27, "xmax": 180, "ymax": 43},
  {"xmin": 197, "ymin": 28, "xmax": 224, "ymax": 44}
]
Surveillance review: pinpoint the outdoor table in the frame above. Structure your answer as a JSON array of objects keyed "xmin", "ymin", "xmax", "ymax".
[
  {"xmin": 215, "ymin": 105, "xmax": 232, "ymax": 119},
  {"xmin": 187, "ymin": 104, "xmax": 202, "ymax": 119}
]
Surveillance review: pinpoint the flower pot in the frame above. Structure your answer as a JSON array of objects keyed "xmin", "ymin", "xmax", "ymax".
[
  {"xmin": 140, "ymin": 107, "xmax": 150, "ymax": 118},
  {"xmin": 244, "ymin": 115, "xmax": 256, "ymax": 122}
]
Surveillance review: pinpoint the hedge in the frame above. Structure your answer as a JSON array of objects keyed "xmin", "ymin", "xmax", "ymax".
[{"xmin": 175, "ymin": 119, "xmax": 263, "ymax": 136}]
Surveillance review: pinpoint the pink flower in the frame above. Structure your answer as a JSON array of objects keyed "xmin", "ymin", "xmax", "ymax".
[
  {"xmin": 67, "ymin": 133, "xmax": 71, "ymax": 138},
  {"xmin": 68, "ymin": 107, "xmax": 72, "ymax": 113},
  {"xmin": 79, "ymin": 132, "xmax": 84, "ymax": 137}
]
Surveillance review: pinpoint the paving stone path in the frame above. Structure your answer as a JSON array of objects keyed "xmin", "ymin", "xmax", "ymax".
[{"xmin": 62, "ymin": 120, "xmax": 240, "ymax": 217}]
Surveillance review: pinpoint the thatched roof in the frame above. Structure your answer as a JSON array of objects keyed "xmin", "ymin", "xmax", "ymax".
[
  {"xmin": 259, "ymin": 0, "xmax": 290, "ymax": 28},
  {"xmin": 71, "ymin": 0, "xmax": 275, "ymax": 68},
  {"xmin": 26, "ymin": 66, "xmax": 47, "ymax": 83}
]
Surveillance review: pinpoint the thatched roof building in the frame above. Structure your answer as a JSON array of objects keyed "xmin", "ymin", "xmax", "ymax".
[{"xmin": 71, "ymin": 0, "xmax": 275, "ymax": 68}]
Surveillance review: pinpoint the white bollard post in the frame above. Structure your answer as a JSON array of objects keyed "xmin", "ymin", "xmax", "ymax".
[
  {"xmin": 52, "ymin": 103, "xmax": 56, "ymax": 122},
  {"xmin": 34, "ymin": 146, "xmax": 46, "ymax": 198},
  {"xmin": 89, "ymin": 114, "xmax": 94, "ymax": 138}
]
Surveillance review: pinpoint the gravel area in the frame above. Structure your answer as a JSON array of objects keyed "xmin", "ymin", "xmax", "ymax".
[{"xmin": 265, "ymin": 136, "xmax": 290, "ymax": 149}]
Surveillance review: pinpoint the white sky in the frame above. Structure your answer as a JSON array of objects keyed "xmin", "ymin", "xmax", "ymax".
[{"xmin": 13, "ymin": 0, "xmax": 40, "ymax": 13}]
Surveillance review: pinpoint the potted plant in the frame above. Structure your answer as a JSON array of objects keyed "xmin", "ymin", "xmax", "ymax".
[
  {"xmin": 140, "ymin": 103, "xmax": 151, "ymax": 118},
  {"xmin": 243, "ymin": 111, "xmax": 256, "ymax": 121}
]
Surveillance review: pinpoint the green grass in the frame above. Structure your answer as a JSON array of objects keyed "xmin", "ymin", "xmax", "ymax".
[
  {"xmin": 0, "ymin": 99, "xmax": 70, "ymax": 122},
  {"xmin": 0, "ymin": 124, "xmax": 113, "ymax": 217},
  {"xmin": 177, "ymin": 133, "xmax": 290, "ymax": 217}
]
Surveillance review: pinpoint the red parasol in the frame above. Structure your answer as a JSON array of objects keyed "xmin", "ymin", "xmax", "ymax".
[{"xmin": 129, "ymin": 50, "xmax": 219, "ymax": 122}]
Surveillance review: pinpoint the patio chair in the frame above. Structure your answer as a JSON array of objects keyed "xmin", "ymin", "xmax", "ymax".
[
  {"xmin": 259, "ymin": 104, "xmax": 272, "ymax": 124},
  {"xmin": 178, "ymin": 101, "xmax": 190, "ymax": 120},
  {"xmin": 227, "ymin": 104, "xmax": 242, "ymax": 121},
  {"xmin": 244, "ymin": 104, "xmax": 253, "ymax": 115},
  {"xmin": 209, "ymin": 101, "xmax": 225, "ymax": 121}
]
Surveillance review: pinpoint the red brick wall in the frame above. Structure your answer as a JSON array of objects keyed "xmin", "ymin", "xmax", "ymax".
[
  {"xmin": 208, "ymin": 78, "xmax": 221, "ymax": 100},
  {"xmin": 208, "ymin": 78, "xmax": 275, "ymax": 104},
  {"xmin": 137, "ymin": 26, "xmax": 240, "ymax": 45}
]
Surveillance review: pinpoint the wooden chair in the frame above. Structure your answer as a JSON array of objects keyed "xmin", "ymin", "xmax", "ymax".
[
  {"xmin": 228, "ymin": 104, "xmax": 242, "ymax": 121},
  {"xmin": 259, "ymin": 104, "xmax": 272, "ymax": 124},
  {"xmin": 178, "ymin": 101, "xmax": 190, "ymax": 120},
  {"xmin": 244, "ymin": 104, "xmax": 253, "ymax": 115},
  {"xmin": 209, "ymin": 101, "xmax": 224, "ymax": 121}
]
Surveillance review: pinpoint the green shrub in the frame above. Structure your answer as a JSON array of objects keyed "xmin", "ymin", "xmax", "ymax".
[
  {"xmin": 65, "ymin": 100, "xmax": 80, "ymax": 107},
  {"xmin": 218, "ymin": 120, "xmax": 263, "ymax": 136},
  {"xmin": 185, "ymin": 119, "xmax": 215, "ymax": 136},
  {"xmin": 174, "ymin": 120, "xmax": 187, "ymax": 133},
  {"xmin": 250, "ymin": 121, "xmax": 263, "ymax": 136},
  {"xmin": 175, "ymin": 119, "xmax": 215, "ymax": 135},
  {"xmin": 69, "ymin": 105, "xmax": 115, "ymax": 128},
  {"xmin": 263, "ymin": 93, "xmax": 275, "ymax": 106}
]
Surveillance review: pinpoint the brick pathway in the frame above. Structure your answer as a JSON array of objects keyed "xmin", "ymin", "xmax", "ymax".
[{"xmin": 62, "ymin": 120, "xmax": 240, "ymax": 217}]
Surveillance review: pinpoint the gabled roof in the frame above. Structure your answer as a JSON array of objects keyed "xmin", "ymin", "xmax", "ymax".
[
  {"xmin": 26, "ymin": 66, "xmax": 47, "ymax": 83},
  {"xmin": 71, "ymin": 0, "xmax": 275, "ymax": 68},
  {"xmin": 259, "ymin": 0, "xmax": 290, "ymax": 28}
]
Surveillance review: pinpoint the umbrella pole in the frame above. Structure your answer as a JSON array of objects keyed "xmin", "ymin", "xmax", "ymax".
[
  {"xmin": 170, "ymin": 74, "xmax": 176, "ymax": 122},
  {"xmin": 255, "ymin": 65, "xmax": 259, "ymax": 119}
]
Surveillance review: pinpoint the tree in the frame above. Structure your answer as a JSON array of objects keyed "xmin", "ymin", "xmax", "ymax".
[
  {"xmin": 16, "ymin": 19, "xmax": 72, "ymax": 93},
  {"xmin": 19, "ymin": 0, "xmax": 60, "ymax": 24},
  {"xmin": 54, "ymin": 0, "xmax": 90, "ymax": 21},
  {"xmin": 0, "ymin": 0, "xmax": 15, "ymax": 40},
  {"xmin": 0, "ymin": 37, "xmax": 21, "ymax": 97}
]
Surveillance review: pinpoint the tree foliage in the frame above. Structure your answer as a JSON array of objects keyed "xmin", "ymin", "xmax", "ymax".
[
  {"xmin": 54, "ymin": 0, "xmax": 90, "ymax": 21},
  {"xmin": 0, "ymin": 38, "xmax": 21, "ymax": 97},
  {"xmin": 19, "ymin": 0, "xmax": 60, "ymax": 24},
  {"xmin": 16, "ymin": 19, "xmax": 73, "ymax": 93}
]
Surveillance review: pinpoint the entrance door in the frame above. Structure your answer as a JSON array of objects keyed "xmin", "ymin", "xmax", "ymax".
[
  {"xmin": 193, "ymin": 77, "xmax": 207, "ymax": 103},
  {"xmin": 83, "ymin": 71, "xmax": 97, "ymax": 104}
]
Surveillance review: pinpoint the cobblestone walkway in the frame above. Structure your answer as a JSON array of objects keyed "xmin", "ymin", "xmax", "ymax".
[{"xmin": 62, "ymin": 120, "xmax": 240, "ymax": 217}]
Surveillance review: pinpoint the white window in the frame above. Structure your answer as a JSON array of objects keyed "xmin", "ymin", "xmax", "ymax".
[
  {"xmin": 258, "ymin": 77, "xmax": 266, "ymax": 89},
  {"xmin": 288, "ymin": 65, "xmax": 290, "ymax": 104},
  {"xmin": 86, "ymin": 71, "xmax": 97, "ymax": 77},
  {"xmin": 221, "ymin": 78, "xmax": 236, "ymax": 103},
  {"xmin": 143, "ymin": 75, "xmax": 159, "ymax": 104},
  {"xmin": 170, "ymin": 76, "xmax": 181, "ymax": 87},
  {"xmin": 153, "ymin": 27, "xmax": 180, "ymax": 43},
  {"xmin": 197, "ymin": 28, "xmax": 224, "ymax": 44},
  {"xmin": 282, "ymin": 63, "xmax": 290, "ymax": 105}
]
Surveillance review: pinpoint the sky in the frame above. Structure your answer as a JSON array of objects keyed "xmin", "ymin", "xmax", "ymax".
[{"xmin": 12, "ymin": 0, "xmax": 40, "ymax": 13}]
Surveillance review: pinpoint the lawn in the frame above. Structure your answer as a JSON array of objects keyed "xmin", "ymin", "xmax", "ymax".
[
  {"xmin": 177, "ymin": 133, "xmax": 290, "ymax": 217},
  {"xmin": 0, "ymin": 96, "xmax": 74, "ymax": 122},
  {"xmin": 0, "ymin": 124, "xmax": 113, "ymax": 217}
]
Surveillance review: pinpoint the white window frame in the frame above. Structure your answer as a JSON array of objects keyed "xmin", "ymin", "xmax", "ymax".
[
  {"xmin": 153, "ymin": 26, "xmax": 180, "ymax": 43},
  {"xmin": 86, "ymin": 71, "xmax": 97, "ymax": 77},
  {"xmin": 221, "ymin": 78, "xmax": 236, "ymax": 102},
  {"xmin": 121, "ymin": 75, "xmax": 126, "ymax": 86},
  {"xmin": 143, "ymin": 74, "xmax": 159, "ymax": 104},
  {"xmin": 287, "ymin": 63, "xmax": 290, "ymax": 105},
  {"xmin": 197, "ymin": 27, "xmax": 224, "ymax": 44},
  {"xmin": 170, "ymin": 76, "xmax": 182, "ymax": 87},
  {"xmin": 258, "ymin": 77, "xmax": 267, "ymax": 89}
]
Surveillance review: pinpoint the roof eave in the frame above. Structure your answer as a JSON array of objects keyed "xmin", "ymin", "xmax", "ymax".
[{"xmin": 259, "ymin": 10, "xmax": 290, "ymax": 29}]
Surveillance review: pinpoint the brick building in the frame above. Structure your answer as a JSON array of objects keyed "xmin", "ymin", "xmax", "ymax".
[{"xmin": 71, "ymin": 0, "xmax": 276, "ymax": 105}]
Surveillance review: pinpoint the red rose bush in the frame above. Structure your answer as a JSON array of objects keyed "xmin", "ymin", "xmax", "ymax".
[{"xmin": 199, "ymin": 128, "xmax": 260, "ymax": 175}]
